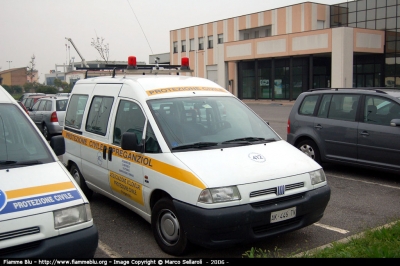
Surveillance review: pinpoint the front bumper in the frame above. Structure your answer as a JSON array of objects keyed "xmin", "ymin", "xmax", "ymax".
[
  {"xmin": 174, "ymin": 185, "xmax": 330, "ymax": 249},
  {"xmin": 0, "ymin": 225, "xmax": 98, "ymax": 258}
]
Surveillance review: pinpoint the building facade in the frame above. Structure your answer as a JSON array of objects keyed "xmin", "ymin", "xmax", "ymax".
[
  {"xmin": 0, "ymin": 67, "xmax": 29, "ymax": 86},
  {"xmin": 170, "ymin": 0, "xmax": 399, "ymax": 100}
]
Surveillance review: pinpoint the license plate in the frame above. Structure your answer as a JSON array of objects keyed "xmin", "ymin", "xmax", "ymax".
[{"xmin": 270, "ymin": 207, "xmax": 296, "ymax": 223}]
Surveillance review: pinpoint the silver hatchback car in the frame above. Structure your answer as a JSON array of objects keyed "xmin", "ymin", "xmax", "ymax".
[
  {"xmin": 29, "ymin": 96, "xmax": 68, "ymax": 140},
  {"xmin": 287, "ymin": 88, "xmax": 400, "ymax": 174}
]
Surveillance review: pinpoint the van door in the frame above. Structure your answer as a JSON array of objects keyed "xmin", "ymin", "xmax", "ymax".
[
  {"xmin": 107, "ymin": 99, "xmax": 148, "ymax": 212},
  {"xmin": 80, "ymin": 84, "xmax": 122, "ymax": 195}
]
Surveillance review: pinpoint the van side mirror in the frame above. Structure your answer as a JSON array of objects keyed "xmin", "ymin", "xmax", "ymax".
[
  {"xmin": 121, "ymin": 132, "xmax": 143, "ymax": 152},
  {"xmin": 390, "ymin": 119, "xmax": 400, "ymax": 127},
  {"xmin": 50, "ymin": 135, "xmax": 66, "ymax": 156}
]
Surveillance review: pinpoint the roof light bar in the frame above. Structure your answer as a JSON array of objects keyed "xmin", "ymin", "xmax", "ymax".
[
  {"xmin": 127, "ymin": 56, "xmax": 138, "ymax": 69},
  {"xmin": 181, "ymin": 57, "xmax": 190, "ymax": 70}
]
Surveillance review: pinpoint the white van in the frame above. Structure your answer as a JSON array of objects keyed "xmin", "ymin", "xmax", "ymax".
[
  {"xmin": 62, "ymin": 57, "xmax": 330, "ymax": 255},
  {"xmin": 0, "ymin": 85, "xmax": 98, "ymax": 258}
]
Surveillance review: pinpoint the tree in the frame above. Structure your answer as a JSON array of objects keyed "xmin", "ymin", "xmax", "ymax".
[
  {"xmin": 27, "ymin": 54, "xmax": 37, "ymax": 84},
  {"xmin": 53, "ymin": 78, "xmax": 71, "ymax": 92},
  {"xmin": 91, "ymin": 36, "xmax": 109, "ymax": 64}
]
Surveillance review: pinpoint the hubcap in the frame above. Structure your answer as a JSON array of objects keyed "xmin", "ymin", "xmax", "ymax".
[
  {"xmin": 159, "ymin": 210, "xmax": 180, "ymax": 245},
  {"xmin": 72, "ymin": 170, "xmax": 81, "ymax": 186},
  {"xmin": 300, "ymin": 144, "xmax": 315, "ymax": 160}
]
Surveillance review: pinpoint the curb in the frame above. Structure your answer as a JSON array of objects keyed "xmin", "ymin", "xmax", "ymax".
[{"xmin": 292, "ymin": 221, "xmax": 399, "ymax": 257}]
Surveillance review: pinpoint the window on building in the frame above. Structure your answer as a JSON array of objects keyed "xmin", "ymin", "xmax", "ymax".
[
  {"xmin": 218, "ymin": 34, "xmax": 223, "ymax": 44},
  {"xmin": 190, "ymin": 38, "xmax": 195, "ymax": 51},
  {"xmin": 173, "ymin": 42, "xmax": 178, "ymax": 53},
  {"xmin": 265, "ymin": 27, "xmax": 272, "ymax": 37},
  {"xmin": 255, "ymin": 31, "xmax": 259, "ymax": 38},
  {"xmin": 199, "ymin": 37, "xmax": 204, "ymax": 50},
  {"xmin": 244, "ymin": 33, "xmax": 250, "ymax": 40},
  {"xmin": 181, "ymin": 40, "xmax": 186, "ymax": 52},
  {"xmin": 317, "ymin": 20, "xmax": 325, "ymax": 29},
  {"xmin": 208, "ymin": 35, "xmax": 213, "ymax": 49}
]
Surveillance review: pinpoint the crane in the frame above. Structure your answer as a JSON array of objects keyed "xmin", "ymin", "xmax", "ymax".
[{"xmin": 65, "ymin": 37, "xmax": 89, "ymax": 68}]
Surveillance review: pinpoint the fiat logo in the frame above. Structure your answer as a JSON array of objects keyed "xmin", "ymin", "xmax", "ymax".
[{"xmin": 248, "ymin": 153, "xmax": 266, "ymax": 163}]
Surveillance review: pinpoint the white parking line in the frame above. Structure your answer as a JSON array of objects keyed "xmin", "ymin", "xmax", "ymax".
[
  {"xmin": 314, "ymin": 223, "xmax": 349, "ymax": 234},
  {"xmin": 98, "ymin": 240, "xmax": 123, "ymax": 258},
  {"xmin": 328, "ymin": 174, "xmax": 400, "ymax": 190}
]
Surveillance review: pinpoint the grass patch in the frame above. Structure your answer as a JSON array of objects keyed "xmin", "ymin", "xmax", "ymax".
[{"xmin": 242, "ymin": 221, "xmax": 400, "ymax": 258}]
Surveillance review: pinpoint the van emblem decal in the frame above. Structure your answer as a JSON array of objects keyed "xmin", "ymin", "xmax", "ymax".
[
  {"xmin": 276, "ymin": 185, "xmax": 285, "ymax": 196},
  {"xmin": 248, "ymin": 153, "xmax": 266, "ymax": 163},
  {"xmin": 0, "ymin": 190, "xmax": 7, "ymax": 212}
]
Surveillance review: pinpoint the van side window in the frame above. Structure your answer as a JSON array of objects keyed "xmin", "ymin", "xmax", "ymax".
[
  {"xmin": 364, "ymin": 96, "xmax": 400, "ymax": 125},
  {"xmin": 145, "ymin": 123, "xmax": 161, "ymax": 153},
  {"xmin": 299, "ymin": 95, "xmax": 319, "ymax": 115},
  {"xmin": 65, "ymin": 95, "xmax": 89, "ymax": 129},
  {"xmin": 86, "ymin": 96, "xmax": 114, "ymax": 136},
  {"xmin": 113, "ymin": 100, "xmax": 146, "ymax": 145}
]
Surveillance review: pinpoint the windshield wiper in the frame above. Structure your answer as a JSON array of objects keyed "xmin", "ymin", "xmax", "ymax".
[
  {"xmin": 0, "ymin": 160, "xmax": 43, "ymax": 166},
  {"xmin": 171, "ymin": 142, "xmax": 219, "ymax": 150},
  {"xmin": 0, "ymin": 160, "xmax": 18, "ymax": 165},
  {"xmin": 222, "ymin": 137, "xmax": 276, "ymax": 145}
]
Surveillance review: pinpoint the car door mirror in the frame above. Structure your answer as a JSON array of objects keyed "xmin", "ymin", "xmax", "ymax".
[
  {"xmin": 50, "ymin": 135, "xmax": 66, "ymax": 156},
  {"xmin": 121, "ymin": 132, "xmax": 143, "ymax": 152},
  {"xmin": 390, "ymin": 119, "xmax": 400, "ymax": 127}
]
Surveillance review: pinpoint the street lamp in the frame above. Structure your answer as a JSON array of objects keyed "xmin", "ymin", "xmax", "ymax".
[{"xmin": 6, "ymin": 61, "xmax": 12, "ymax": 69}]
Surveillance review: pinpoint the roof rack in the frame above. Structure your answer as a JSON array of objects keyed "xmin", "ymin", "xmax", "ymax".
[
  {"xmin": 307, "ymin": 87, "xmax": 391, "ymax": 94},
  {"xmin": 76, "ymin": 56, "xmax": 193, "ymax": 79}
]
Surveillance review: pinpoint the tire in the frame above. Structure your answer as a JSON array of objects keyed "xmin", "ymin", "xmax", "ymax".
[
  {"xmin": 42, "ymin": 124, "xmax": 51, "ymax": 140},
  {"xmin": 70, "ymin": 164, "xmax": 93, "ymax": 200},
  {"xmin": 296, "ymin": 139, "xmax": 321, "ymax": 164},
  {"xmin": 151, "ymin": 198, "xmax": 189, "ymax": 256}
]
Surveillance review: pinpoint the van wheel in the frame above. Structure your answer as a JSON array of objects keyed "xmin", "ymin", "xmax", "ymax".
[
  {"xmin": 297, "ymin": 140, "xmax": 321, "ymax": 164},
  {"xmin": 70, "ymin": 164, "xmax": 93, "ymax": 199},
  {"xmin": 42, "ymin": 124, "xmax": 51, "ymax": 140},
  {"xmin": 151, "ymin": 198, "xmax": 189, "ymax": 256}
]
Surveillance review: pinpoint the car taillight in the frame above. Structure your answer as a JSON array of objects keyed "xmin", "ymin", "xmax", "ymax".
[
  {"xmin": 287, "ymin": 119, "xmax": 290, "ymax": 134},
  {"xmin": 51, "ymin": 111, "xmax": 58, "ymax": 122}
]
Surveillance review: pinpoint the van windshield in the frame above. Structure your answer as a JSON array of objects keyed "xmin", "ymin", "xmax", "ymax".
[
  {"xmin": 148, "ymin": 96, "xmax": 280, "ymax": 151},
  {"xmin": 0, "ymin": 104, "xmax": 54, "ymax": 169}
]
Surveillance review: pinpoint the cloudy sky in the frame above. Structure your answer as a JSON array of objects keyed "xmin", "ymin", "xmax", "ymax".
[{"xmin": 0, "ymin": 0, "xmax": 345, "ymax": 83}]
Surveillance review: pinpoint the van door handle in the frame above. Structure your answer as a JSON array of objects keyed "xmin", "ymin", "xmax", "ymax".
[
  {"xmin": 108, "ymin": 147, "xmax": 113, "ymax": 161},
  {"xmin": 103, "ymin": 146, "xmax": 107, "ymax": 159},
  {"xmin": 314, "ymin": 124, "xmax": 323, "ymax": 129},
  {"xmin": 360, "ymin": 131, "xmax": 369, "ymax": 136}
]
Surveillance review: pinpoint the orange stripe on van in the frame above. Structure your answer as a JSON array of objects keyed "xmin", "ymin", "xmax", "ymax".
[
  {"xmin": 6, "ymin": 182, "xmax": 75, "ymax": 199},
  {"xmin": 63, "ymin": 130, "xmax": 206, "ymax": 189}
]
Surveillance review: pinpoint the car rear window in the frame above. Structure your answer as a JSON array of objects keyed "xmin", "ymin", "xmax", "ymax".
[
  {"xmin": 299, "ymin": 95, "xmax": 319, "ymax": 115},
  {"xmin": 56, "ymin": 99, "xmax": 68, "ymax": 111}
]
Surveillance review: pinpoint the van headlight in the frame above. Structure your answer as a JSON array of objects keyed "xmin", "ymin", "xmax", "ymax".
[
  {"xmin": 310, "ymin": 169, "xmax": 326, "ymax": 185},
  {"xmin": 198, "ymin": 186, "xmax": 241, "ymax": 203},
  {"xmin": 54, "ymin": 204, "xmax": 92, "ymax": 229}
]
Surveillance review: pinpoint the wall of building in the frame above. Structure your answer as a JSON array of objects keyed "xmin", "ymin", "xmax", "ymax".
[{"xmin": 0, "ymin": 68, "xmax": 27, "ymax": 86}]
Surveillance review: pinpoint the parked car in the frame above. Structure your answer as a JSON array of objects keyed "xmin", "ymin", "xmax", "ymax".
[
  {"xmin": 17, "ymin": 100, "xmax": 29, "ymax": 115},
  {"xmin": 287, "ymin": 88, "xmax": 400, "ymax": 174},
  {"xmin": 18, "ymin": 92, "xmax": 45, "ymax": 102},
  {"xmin": 22, "ymin": 95, "xmax": 47, "ymax": 110},
  {"xmin": 29, "ymin": 96, "xmax": 69, "ymax": 140}
]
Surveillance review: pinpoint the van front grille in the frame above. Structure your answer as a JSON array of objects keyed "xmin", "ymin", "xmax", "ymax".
[
  {"xmin": 0, "ymin": 227, "xmax": 40, "ymax": 241},
  {"xmin": 249, "ymin": 182, "xmax": 304, "ymax": 198}
]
